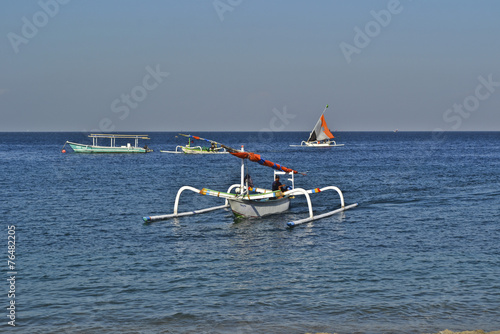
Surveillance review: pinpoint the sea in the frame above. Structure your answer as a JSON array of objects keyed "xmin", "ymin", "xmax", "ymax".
[{"xmin": 1, "ymin": 131, "xmax": 499, "ymax": 334}]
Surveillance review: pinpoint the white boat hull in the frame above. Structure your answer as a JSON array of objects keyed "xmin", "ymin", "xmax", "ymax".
[
  {"xmin": 228, "ymin": 198, "xmax": 290, "ymax": 218},
  {"xmin": 181, "ymin": 146, "xmax": 227, "ymax": 154},
  {"xmin": 290, "ymin": 140, "xmax": 344, "ymax": 147},
  {"xmin": 160, "ymin": 145, "xmax": 228, "ymax": 154}
]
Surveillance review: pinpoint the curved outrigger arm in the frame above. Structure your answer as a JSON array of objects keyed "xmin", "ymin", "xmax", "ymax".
[
  {"xmin": 143, "ymin": 185, "xmax": 237, "ymax": 223},
  {"xmin": 284, "ymin": 187, "xmax": 314, "ymax": 218},
  {"xmin": 285, "ymin": 186, "xmax": 358, "ymax": 228},
  {"xmin": 143, "ymin": 183, "xmax": 357, "ymax": 227}
]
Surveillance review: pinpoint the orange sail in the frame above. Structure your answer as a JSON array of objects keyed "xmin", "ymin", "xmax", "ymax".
[
  {"xmin": 307, "ymin": 105, "xmax": 335, "ymax": 142},
  {"xmin": 319, "ymin": 114, "xmax": 334, "ymax": 139}
]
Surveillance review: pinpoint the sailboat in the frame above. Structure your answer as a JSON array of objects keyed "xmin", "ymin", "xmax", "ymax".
[
  {"xmin": 143, "ymin": 135, "xmax": 357, "ymax": 227},
  {"xmin": 290, "ymin": 105, "xmax": 344, "ymax": 147}
]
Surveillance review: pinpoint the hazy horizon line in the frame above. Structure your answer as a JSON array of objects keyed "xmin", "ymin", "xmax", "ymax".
[{"xmin": 1, "ymin": 130, "xmax": 499, "ymax": 133}]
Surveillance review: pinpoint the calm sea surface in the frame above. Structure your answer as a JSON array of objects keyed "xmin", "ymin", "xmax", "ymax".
[{"xmin": 1, "ymin": 131, "xmax": 499, "ymax": 334}]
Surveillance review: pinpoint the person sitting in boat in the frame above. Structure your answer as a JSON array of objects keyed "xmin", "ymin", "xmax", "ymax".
[
  {"xmin": 244, "ymin": 174, "xmax": 254, "ymax": 188},
  {"xmin": 210, "ymin": 142, "xmax": 216, "ymax": 151},
  {"xmin": 272, "ymin": 175, "xmax": 289, "ymax": 192}
]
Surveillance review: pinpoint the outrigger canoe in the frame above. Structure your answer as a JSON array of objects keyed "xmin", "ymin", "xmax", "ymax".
[
  {"xmin": 289, "ymin": 105, "xmax": 344, "ymax": 147},
  {"xmin": 143, "ymin": 135, "xmax": 357, "ymax": 227},
  {"xmin": 160, "ymin": 134, "xmax": 228, "ymax": 154}
]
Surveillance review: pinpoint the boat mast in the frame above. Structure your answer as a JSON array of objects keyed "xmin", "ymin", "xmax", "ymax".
[{"xmin": 240, "ymin": 145, "xmax": 244, "ymax": 195}]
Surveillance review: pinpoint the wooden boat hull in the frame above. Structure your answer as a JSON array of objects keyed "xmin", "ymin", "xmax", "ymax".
[
  {"xmin": 228, "ymin": 197, "xmax": 290, "ymax": 218},
  {"xmin": 67, "ymin": 142, "xmax": 151, "ymax": 153}
]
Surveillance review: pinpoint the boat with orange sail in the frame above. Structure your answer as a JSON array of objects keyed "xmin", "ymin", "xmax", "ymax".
[{"xmin": 290, "ymin": 105, "xmax": 344, "ymax": 147}]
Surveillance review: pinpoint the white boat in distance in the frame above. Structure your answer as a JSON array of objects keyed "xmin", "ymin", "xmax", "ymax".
[
  {"xmin": 143, "ymin": 135, "xmax": 357, "ymax": 227},
  {"xmin": 290, "ymin": 105, "xmax": 344, "ymax": 147},
  {"xmin": 160, "ymin": 134, "xmax": 228, "ymax": 154}
]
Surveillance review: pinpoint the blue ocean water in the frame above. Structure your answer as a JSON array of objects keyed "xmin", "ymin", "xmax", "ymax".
[{"xmin": 1, "ymin": 131, "xmax": 499, "ymax": 334}]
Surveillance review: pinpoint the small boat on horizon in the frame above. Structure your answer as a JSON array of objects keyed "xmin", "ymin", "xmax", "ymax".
[
  {"xmin": 290, "ymin": 105, "xmax": 344, "ymax": 148},
  {"xmin": 63, "ymin": 134, "xmax": 153, "ymax": 153},
  {"xmin": 160, "ymin": 134, "xmax": 228, "ymax": 154}
]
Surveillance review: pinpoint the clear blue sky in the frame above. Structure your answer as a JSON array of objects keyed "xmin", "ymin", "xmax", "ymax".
[{"xmin": 1, "ymin": 0, "xmax": 499, "ymax": 131}]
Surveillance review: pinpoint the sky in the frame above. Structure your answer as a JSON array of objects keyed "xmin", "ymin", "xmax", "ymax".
[{"xmin": 1, "ymin": 0, "xmax": 499, "ymax": 132}]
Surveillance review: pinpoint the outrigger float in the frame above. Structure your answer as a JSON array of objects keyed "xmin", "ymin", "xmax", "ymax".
[
  {"xmin": 143, "ymin": 136, "xmax": 357, "ymax": 227},
  {"xmin": 63, "ymin": 134, "xmax": 153, "ymax": 153},
  {"xmin": 290, "ymin": 105, "xmax": 344, "ymax": 147},
  {"xmin": 160, "ymin": 134, "xmax": 228, "ymax": 154}
]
